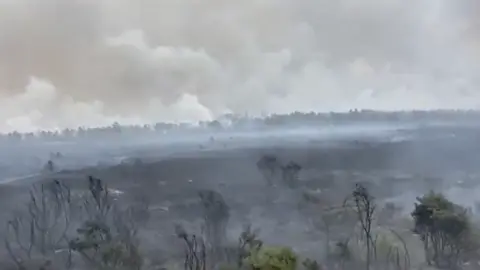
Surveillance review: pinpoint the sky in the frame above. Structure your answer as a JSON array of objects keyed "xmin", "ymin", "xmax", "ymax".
[{"xmin": 0, "ymin": 0, "xmax": 479, "ymax": 132}]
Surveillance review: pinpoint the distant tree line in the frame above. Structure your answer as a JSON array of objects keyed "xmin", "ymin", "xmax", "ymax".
[{"xmin": 2, "ymin": 109, "xmax": 480, "ymax": 142}]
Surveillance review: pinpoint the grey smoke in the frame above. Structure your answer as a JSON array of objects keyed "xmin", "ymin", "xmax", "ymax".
[{"xmin": 0, "ymin": 0, "xmax": 479, "ymax": 132}]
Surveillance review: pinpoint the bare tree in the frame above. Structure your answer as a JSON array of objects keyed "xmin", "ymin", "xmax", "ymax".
[
  {"xmin": 301, "ymin": 189, "xmax": 357, "ymax": 264},
  {"xmin": 5, "ymin": 180, "xmax": 71, "ymax": 269},
  {"xmin": 69, "ymin": 177, "xmax": 143, "ymax": 270},
  {"xmin": 256, "ymin": 155, "xmax": 281, "ymax": 186},
  {"xmin": 281, "ymin": 161, "xmax": 302, "ymax": 188},
  {"xmin": 349, "ymin": 183, "xmax": 376, "ymax": 270},
  {"xmin": 82, "ymin": 176, "xmax": 113, "ymax": 223},
  {"xmin": 385, "ymin": 229, "xmax": 411, "ymax": 270},
  {"xmin": 198, "ymin": 190, "xmax": 230, "ymax": 247},
  {"xmin": 197, "ymin": 189, "xmax": 231, "ymax": 268},
  {"xmin": 175, "ymin": 224, "xmax": 207, "ymax": 270},
  {"xmin": 333, "ymin": 239, "xmax": 353, "ymax": 269},
  {"xmin": 43, "ymin": 160, "xmax": 56, "ymax": 173},
  {"xmin": 5, "ymin": 214, "xmax": 34, "ymax": 269},
  {"xmin": 236, "ymin": 225, "xmax": 263, "ymax": 269},
  {"xmin": 5, "ymin": 176, "xmax": 144, "ymax": 270},
  {"xmin": 315, "ymin": 206, "xmax": 354, "ymax": 259}
]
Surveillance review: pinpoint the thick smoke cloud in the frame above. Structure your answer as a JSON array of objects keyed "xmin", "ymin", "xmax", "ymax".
[{"xmin": 0, "ymin": 0, "xmax": 479, "ymax": 132}]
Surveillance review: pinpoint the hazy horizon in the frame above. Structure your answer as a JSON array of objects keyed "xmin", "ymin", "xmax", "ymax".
[{"xmin": 0, "ymin": 0, "xmax": 479, "ymax": 132}]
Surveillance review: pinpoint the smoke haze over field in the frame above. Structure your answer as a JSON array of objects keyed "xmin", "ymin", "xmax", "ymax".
[{"xmin": 0, "ymin": 0, "xmax": 480, "ymax": 132}]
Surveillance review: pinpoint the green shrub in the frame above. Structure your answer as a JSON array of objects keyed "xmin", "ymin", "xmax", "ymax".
[
  {"xmin": 412, "ymin": 191, "xmax": 472, "ymax": 268},
  {"xmin": 246, "ymin": 246, "xmax": 297, "ymax": 270}
]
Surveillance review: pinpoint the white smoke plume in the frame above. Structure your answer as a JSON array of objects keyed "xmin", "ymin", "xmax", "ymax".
[{"xmin": 0, "ymin": 0, "xmax": 479, "ymax": 132}]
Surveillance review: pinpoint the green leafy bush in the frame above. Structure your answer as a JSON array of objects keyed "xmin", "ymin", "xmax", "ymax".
[
  {"xmin": 246, "ymin": 246, "xmax": 297, "ymax": 270},
  {"xmin": 411, "ymin": 191, "xmax": 472, "ymax": 268}
]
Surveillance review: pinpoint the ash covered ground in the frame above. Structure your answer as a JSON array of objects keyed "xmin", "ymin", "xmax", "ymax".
[{"xmin": 1, "ymin": 112, "xmax": 480, "ymax": 269}]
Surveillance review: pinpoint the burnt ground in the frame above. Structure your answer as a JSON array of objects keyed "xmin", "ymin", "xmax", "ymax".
[{"xmin": 1, "ymin": 124, "xmax": 480, "ymax": 268}]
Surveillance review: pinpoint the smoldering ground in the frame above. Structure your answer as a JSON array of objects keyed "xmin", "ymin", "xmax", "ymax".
[{"xmin": 1, "ymin": 120, "xmax": 480, "ymax": 269}]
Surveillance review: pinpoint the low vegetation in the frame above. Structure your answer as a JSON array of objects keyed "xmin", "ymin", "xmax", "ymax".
[{"xmin": 2, "ymin": 154, "xmax": 480, "ymax": 270}]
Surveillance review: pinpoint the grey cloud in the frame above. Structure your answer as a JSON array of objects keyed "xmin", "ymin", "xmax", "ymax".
[{"xmin": 0, "ymin": 0, "xmax": 479, "ymax": 132}]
